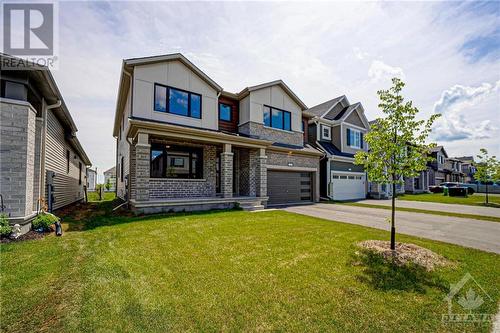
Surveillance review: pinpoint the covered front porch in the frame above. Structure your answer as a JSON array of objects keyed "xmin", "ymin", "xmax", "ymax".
[{"xmin": 127, "ymin": 121, "xmax": 270, "ymax": 213}]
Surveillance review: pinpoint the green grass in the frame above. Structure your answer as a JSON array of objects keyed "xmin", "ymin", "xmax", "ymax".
[
  {"xmin": 87, "ymin": 191, "xmax": 116, "ymax": 202},
  {"xmin": 343, "ymin": 203, "xmax": 500, "ymax": 223},
  {"xmin": 1, "ymin": 203, "xmax": 499, "ymax": 332},
  {"xmin": 398, "ymin": 193, "xmax": 500, "ymax": 207}
]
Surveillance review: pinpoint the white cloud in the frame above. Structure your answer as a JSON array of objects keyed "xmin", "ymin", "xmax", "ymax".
[
  {"xmin": 432, "ymin": 80, "xmax": 499, "ymax": 141},
  {"xmin": 368, "ymin": 60, "xmax": 405, "ymax": 82}
]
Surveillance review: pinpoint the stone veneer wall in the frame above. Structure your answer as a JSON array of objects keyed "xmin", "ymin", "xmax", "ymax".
[
  {"xmin": 239, "ymin": 121, "xmax": 303, "ymax": 146},
  {"xmin": 148, "ymin": 144, "xmax": 217, "ymax": 199},
  {"xmin": 266, "ymin": 150, "xmax": 319, "ymax": 169},
  {"xmin": 0, "ymin": 101, "xmax": 36, "ymax": 218}
]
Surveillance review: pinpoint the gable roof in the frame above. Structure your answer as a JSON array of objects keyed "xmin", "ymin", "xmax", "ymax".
[
  {"xmin": 237, "ymin": 80, "xmax": 307, "ymax": 110},
  {"xmin": 430, "ymin": 145, "xmax": 448, "ymax": 158},
  {"xmin": 317, "ymin": 141, "xmax": 355, "ymax": 158},
  {"xmin": 305, "ymin": 95, "xmax": 345, "ymax": 118}
]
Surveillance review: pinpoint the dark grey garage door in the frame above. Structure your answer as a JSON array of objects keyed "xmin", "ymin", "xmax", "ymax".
[{"xmin": 267, "ymin": 171, "xmax": 312, "ymax": 206}]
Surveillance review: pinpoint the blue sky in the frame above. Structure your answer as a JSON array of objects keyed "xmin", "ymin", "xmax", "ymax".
[{"xmin": 47, "ymin": 1, "xmax": 499, "ymax": 175}]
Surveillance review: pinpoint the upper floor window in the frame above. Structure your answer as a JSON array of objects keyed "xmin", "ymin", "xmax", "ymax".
[
  {"xmin": 151, "ymin": 143, "xmax": 203, "ymax": 179},
  {"xmin": 219, "ymin": 103, "xmax": 232, "ymax": 122},
  {"xmin": 78, "ymin": 162, "xmax": 82, "ymax": 185},
  {"xmin": 321, "ymin": 124, "xmax": 331, "ymax": 140},
  {"xmin": 347, "ymin": 128, "xmax": 363, "ymax": 149},
  {"xmin": 154, "ymin": 84, "xmax": 201, "ymax": 119},
  {"xmin": 66, "ymin": 150, "xmax": 70, "ymax": 173},
  {"xmin": 263, "ymin": 105, "xmax": 291, "ymax": 131}
]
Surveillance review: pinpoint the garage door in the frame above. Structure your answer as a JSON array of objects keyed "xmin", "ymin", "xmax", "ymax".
[
  {"xmin": 331, "ymin": 172, "xmax": 366, "ymax": 201},
  {"xmin": 267, "ymin": 171, "xmax": 312, "ymax": 206}
]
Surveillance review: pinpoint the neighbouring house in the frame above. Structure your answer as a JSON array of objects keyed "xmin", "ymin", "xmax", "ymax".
[
  {"xmin": 428, "ymin": 146, "xmax": 448, "ymax": 185},
  {"xmin": 443, "ymin": 158, "xmax": 464, "ymax": 183},
  {"xmin": 305, "ymin": 95, "xmax": 370, "ymax": 201},
  {"xmin": 112, "ymin": 53, "xmax": 322, "ymax": 213},
  {"xmin": 87, "ymin": 168, "xmax": 97, "ymax": 191},
  {"xmin": 103, "ymin": 166, "xmax": 116, "ymax": 192},
  {"xmin": 455, "ymin": 156, "xmax": 476, "ymax": 183},
  {"xmin": 404, "ymin": 169, "xmax": 430, "ymax": 194},
  {"xmin": 0, "ymin": 54, "xmax": 91, "ymax": 233}
]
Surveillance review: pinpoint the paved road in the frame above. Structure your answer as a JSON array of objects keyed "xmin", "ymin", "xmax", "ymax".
[
  {"xmin": 284, "ymin": 204, "xmax": 500, "ymax": 254},
  {"xmin": 359, "ymin": 199, "xmax": 500, "ymax": 218}
]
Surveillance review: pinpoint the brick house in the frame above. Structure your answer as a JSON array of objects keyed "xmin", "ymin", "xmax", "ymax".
[
  {"xmin": 113, "ymin": 53, "xmax": 322, "ymax": 213},
  {"xmin": 0, "ymin": 55, "xmax": 91, "ymax": 233}
]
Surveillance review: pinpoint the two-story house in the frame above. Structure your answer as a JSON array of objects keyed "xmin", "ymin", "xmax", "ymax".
[
  {"xmin": 304, "ymin": 95, "xmax": 370, "ymax": 200},
  {"xmin": 113, "ymin": 53, "xmax": 322, "ymax": 213},
  {"xmin": 428, "ymin": 146, "xmax": 448, "ymax": 185},
  {"xmin": 456, "ymin": 156, "xmax": 476, "ymax": 183},
  {"xmin": 103, "ymin": 166, "xmax": 116, "ymax": 192},
  {"xmin": 444, "ymin": 158, "xmax": 464, "ymax": 183}
]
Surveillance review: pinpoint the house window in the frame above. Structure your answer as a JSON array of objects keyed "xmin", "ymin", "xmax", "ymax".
[
  {"xmin": 78, "ymin": 162, "xmax": 82, "ymax": 185},
  {"xmin": 347, "ymin": 128, "xmax": 363, "ymax": 149},
  {"xmin": 321, "ymin": 125, "xmax": 331, "ymax": 140},
  {"xmin": 154, "ymin": 84, "xmax": 202, "ymax": 119},
  {"xmin": 66, "ymin": 150, "xmax": 70, "ymax": 173},
  {"xmin": 150, "ymin": 144, "xmax": 203, "ymax": 179},
  {"xmin": 219, "ymin": 103, "xmax": 232, "ymax": 121},
  {"xmin": 263, "ymin": 105, "xmax": 292, "ymax": 131},
  {"xmin": 120, "ymin": 156, "xmax": 124, "ymax": 182}
]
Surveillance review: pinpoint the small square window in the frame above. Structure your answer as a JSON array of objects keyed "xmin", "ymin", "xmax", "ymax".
[
  {"xmin": 219, "ymin": 103, "xmax": 232, "ymax": 121},
  {"xmin": 321, "ymin": 125, "xmax": 331, "ymax": 140}
]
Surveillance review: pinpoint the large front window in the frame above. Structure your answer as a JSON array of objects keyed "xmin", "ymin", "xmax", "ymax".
[
  {"xmin": 150, "ymin": 144, "xmax": 203, "ymax": 179},
  {"xmin": 154, "ymin": 84, "xmax": 202, "ymax": 119},
  {"xmin": 263, "ymin": 105, "xmax": 291, "ymax": 131}
]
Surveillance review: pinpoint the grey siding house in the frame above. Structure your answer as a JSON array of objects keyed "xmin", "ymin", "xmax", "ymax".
[
  {"xmin": 113, "ymin": 53, "xmax": 322, "ymax": 213},
  {"xmin": 305, "ymin": 96, "xmax": 370, "ymax": 201},
  {"xmin": 1, "ymin": 55, "xmax": 91, "ymax": 232}
]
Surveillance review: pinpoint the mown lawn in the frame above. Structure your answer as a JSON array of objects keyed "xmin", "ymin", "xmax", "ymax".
[
  {"xmin": 1, "ymin": 203, "xmax": 499, "ymax": 332},
  {"xmin": 87, "ymin": 191, "xmax": 116, "ymax": 202},
  {"xmin": 398, "ymin": 193, "xmax": 500, "ymax": 207}
]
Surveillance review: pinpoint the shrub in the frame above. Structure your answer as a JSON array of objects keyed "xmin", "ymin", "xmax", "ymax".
[
  {"xmin": 32, "ymin": 213, "xmax": 59, "ymax": 231},
  {"xmin": 443, "ymin": 187, "xmax": 449, "ymax": 196},
  {"xmin": 0, "ymin": 213, "xmax": 12, "ymax": 237}
]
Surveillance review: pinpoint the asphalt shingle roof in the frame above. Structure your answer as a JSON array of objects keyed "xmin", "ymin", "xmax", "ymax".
[
  {"xmin": 317, "ymin": 141, "xmax": 354, "ymax": 158},
  {"xmin": 305, "ymin": 96, "xmax": 345, "ymax": 117}
]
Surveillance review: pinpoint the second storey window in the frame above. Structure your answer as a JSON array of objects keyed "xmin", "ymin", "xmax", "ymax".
[
  {"xmin": 154, "ymin": 84, "xmax": 201, "ymax": 119},
  {"xmin": 346, "ymin": 128, "xmax": 363, "ymax": 149},
  {"xmin": 219, "ymin": 103, "xmax": 232, "ymax": 121},
  {"xmin": 321, "ymin": 124, "xmax": 331, "ymax": 140},
  {"xmin": 151, "ymin": 144, "xmax": 203, "ymax": 179},
  {"xmin": 263, "ymin": 106, "xmax": 291, "ymax": 131}
]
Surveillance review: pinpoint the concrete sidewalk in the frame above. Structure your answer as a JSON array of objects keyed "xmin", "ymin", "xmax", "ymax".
[
  {"xmin": 358, "ymin": 199, "xmax": 500, "ymax": 218},
  {"xmin": 284, "ymin": 204, "xmax": 500, "ymax": 254}
]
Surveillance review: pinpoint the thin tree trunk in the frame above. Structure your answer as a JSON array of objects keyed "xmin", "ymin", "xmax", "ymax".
[
  {"xmin": 486, "ymin": 183, "xmax": 489, "ymax": 204},
  {"xmin": 391, "ymin": 178, "xmax": 396, "ymax": 251}
]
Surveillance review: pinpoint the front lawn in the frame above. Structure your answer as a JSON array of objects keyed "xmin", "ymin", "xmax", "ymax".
[
  {"xmin": 87, "ymin": 191, "xmax": 116, "ymax": 202},
  {"xmin": 1, "ymin": 205, "xmax": 499, "ymax": 332},
  {"xmin": 398, "ymin": 193, "xmax": 500, "ymax": 207}
]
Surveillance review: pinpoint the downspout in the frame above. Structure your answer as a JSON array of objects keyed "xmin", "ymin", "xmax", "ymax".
[{"xmin": 40, "ymin": 99, "xmax": 61, "ymax": 211}]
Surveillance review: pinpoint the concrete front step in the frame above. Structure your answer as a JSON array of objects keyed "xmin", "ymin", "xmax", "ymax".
[{"xmin": 240, "ymin": 204, "xmax": 265, "ymax": 211}]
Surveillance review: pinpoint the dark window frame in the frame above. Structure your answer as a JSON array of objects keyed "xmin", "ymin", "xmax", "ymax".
[
  {"xmin": 150, "ymin": 143, "xmax": 204, "ymax": 179},
  {"xmin": 153, "ymin": 83, "xmax": 202, "ymax": 119},
  {"xmin": 66, "ymin": 149, "xmax": 70, "ymax": 174},
  {"xmin": 218, "ymin": 102, "xmax": 232, "ymax": 122},
  {"xmin": 78, "ymin": 162, "xmax": 82, "ymax": 185},
  {"xmin": 120, "ymin": 156, "xmax": 124, "ymax": 182},
  {"xmin": 263, "ymin": 105, "xmax": 292, "ymax": 131}
]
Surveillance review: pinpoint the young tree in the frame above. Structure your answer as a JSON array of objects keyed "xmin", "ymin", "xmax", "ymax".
[
  {"xmin": 474, "ymin": 149, "xmax": 499, "ymax": 205},
  {"xmin": 105, "ymin": 178, "xmax": 111, "ymax": 192},
  {"xmin": 354, "ymin": 78, "xmax": 440, "ymax": 251}
]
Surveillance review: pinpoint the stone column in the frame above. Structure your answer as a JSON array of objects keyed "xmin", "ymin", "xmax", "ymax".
[
  {"xmin": 220, "ymin": 143, "xmax": 233, "ymax": 198},
  {"xmin": 134, "ymin": 132, "xmax": 150, "ymax": 202},
  {"xmin": 254, "ymin": 148, "xmax": 267, "ymax": 198}
]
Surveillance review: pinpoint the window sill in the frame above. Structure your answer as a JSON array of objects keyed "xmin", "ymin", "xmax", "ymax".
[{"xmin": 153, "ymin": 109, "xmax": 202, "ymax": 120}]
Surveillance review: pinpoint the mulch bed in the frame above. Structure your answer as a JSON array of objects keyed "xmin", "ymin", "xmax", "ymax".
[
  {"xmin": 1, "ymin": 230, "xmax": 50, "ymax": 243},
  {"xmin": 357, "ymin": 240, "xmax": 451, "ymax": 271}
]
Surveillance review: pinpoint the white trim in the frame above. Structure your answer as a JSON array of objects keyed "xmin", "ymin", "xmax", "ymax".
[
  {"xmin": 331, "ymin": 170, "xmax": 365, "ymax": 175},
  {"xmin": 339, "ymin": 103, "xmax": 370, "ymax": 130},
  {"xmin": 343, "ymin": 122, "xmax": 368, "ymax": 132},
  {"xmin": 331, "ymin": 155, "xmax": 355, "ymax": 163},
  {"xmin": 321, "ymin": 124, "xmax": 331, "ymax": 140}
]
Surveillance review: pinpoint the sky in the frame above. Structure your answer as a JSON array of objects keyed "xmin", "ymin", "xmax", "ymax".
[{"xmin": 48, "ymin": 1, "xmax": 499, "ymax": 178}]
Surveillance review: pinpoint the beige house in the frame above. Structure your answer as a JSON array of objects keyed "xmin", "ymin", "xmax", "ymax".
[
  {"xmin": 113, "ymin": 53, "xmax": 322, "ymax": 213},
  {"xmin": 103, "ymin": 166, "xmax": 116, "ymax": 192},
  {"xmin": 0, "ymin": 54, "xmax": 91, "ymax": 233}
]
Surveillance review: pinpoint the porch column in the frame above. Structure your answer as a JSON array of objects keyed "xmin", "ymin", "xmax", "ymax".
[
  {"xmin": 255, "ymin": 148, "xmax": 267, "ymax": 197},
  {"xmin": 134, "ymin": 132, "xmax": 150, "ymax": 202},
  {"xmin": 221, "ymin": 143, "xmax": 233, "ymax": 198}
]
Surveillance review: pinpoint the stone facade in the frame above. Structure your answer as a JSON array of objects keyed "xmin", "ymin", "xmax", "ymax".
[
  {"xmin": 0, "ymin": 101, "xmax": 36, "ymax": 218},
  {"xmin": 239, "ymin": 121, "xmax": 303, "ymax": 146},
  {"xmin": 267, "ymin": 150, "xmax": 319, "ymax": 169},
  {"xmin": 220, "ymin": 150, "xmax": 233, "ymax": 198}
]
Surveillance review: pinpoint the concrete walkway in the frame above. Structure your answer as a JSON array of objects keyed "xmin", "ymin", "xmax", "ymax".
[
  {"xmin": 359, "ymin": 199, "xmax": 500, "ymax": 218},
  {"xmin": 284, "ymin": 204, "xmax": 500, "ymax": 254}
]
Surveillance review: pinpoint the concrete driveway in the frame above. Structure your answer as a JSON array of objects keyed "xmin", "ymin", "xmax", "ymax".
[
  {"xmin": 283, "ymin": 203, "xmax": 500, "ymax": 254},
  {"xmin": 359, "ymin": 199, "xmax": 500, "ymax": 218}
]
